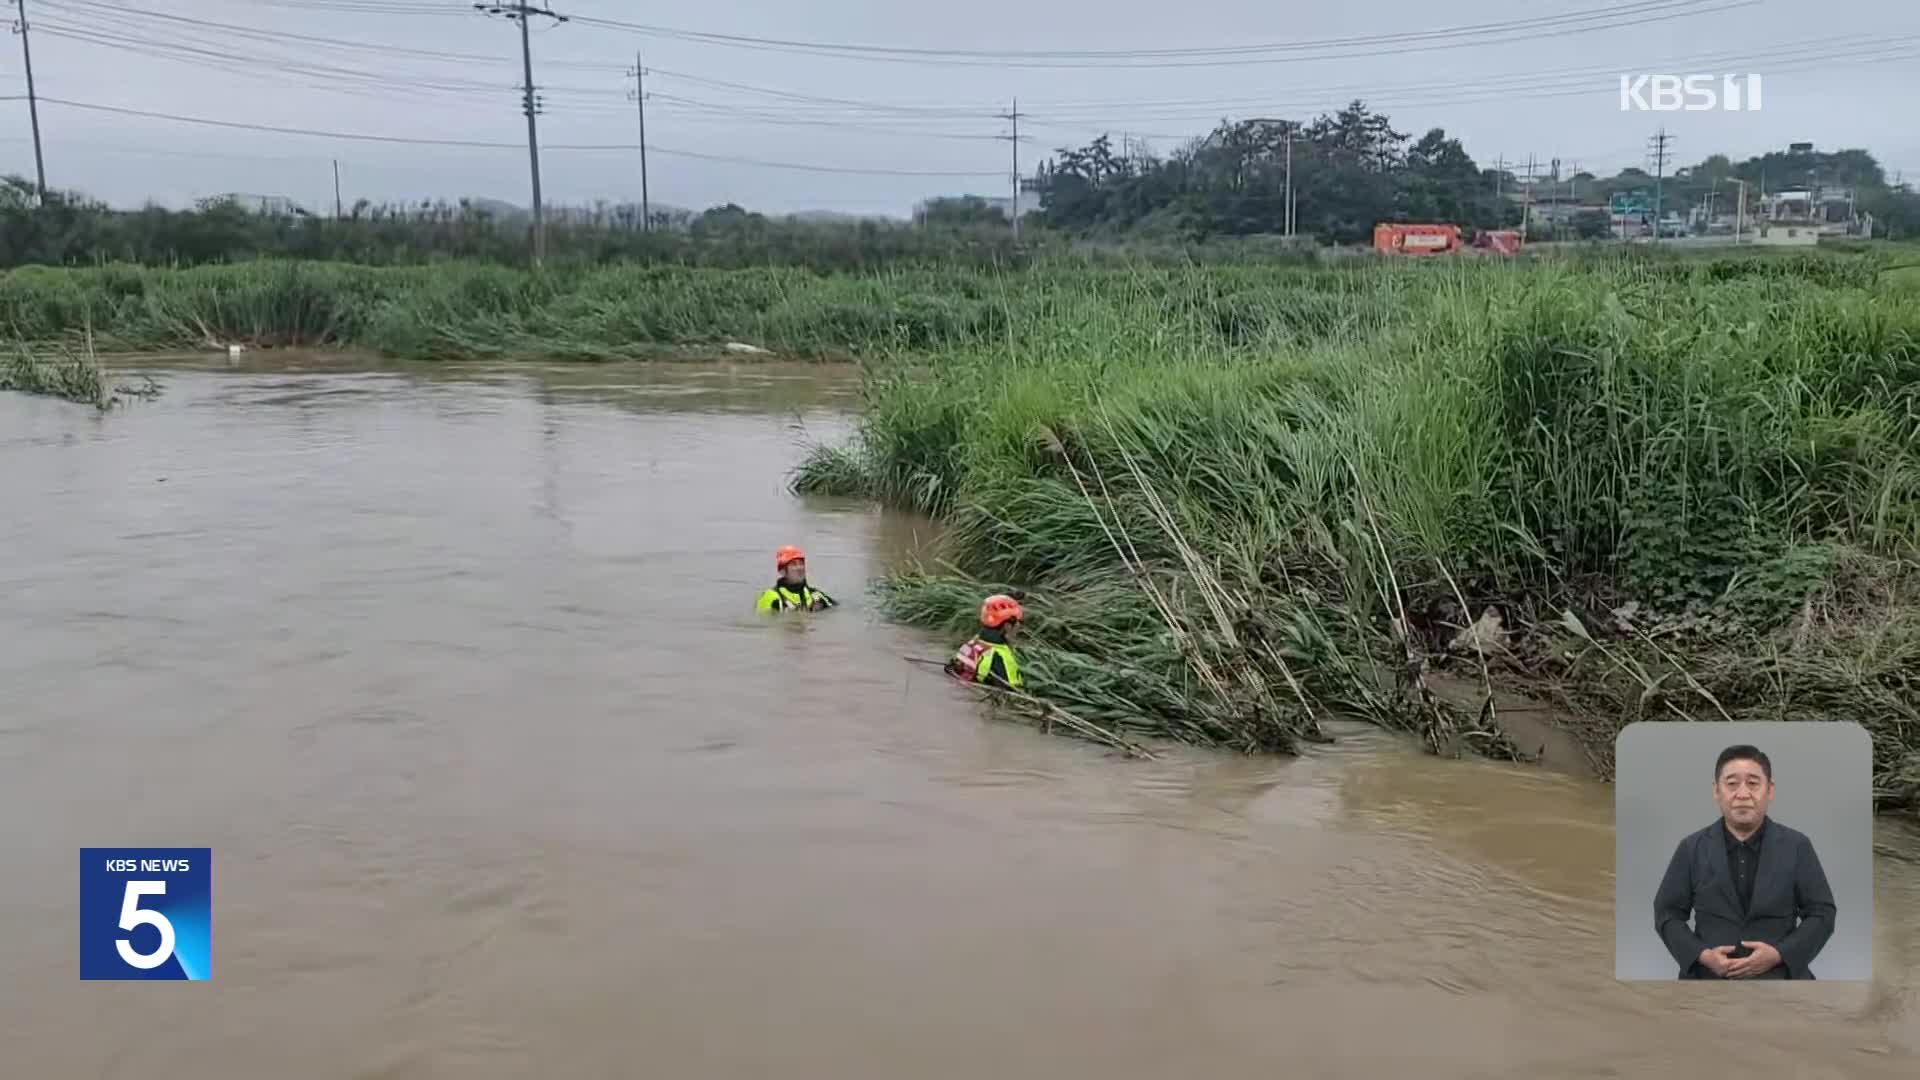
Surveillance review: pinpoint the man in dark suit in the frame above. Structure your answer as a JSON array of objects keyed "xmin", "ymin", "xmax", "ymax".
[{"xmin": 1653, "ymin": 744, "xmax": 1837, "ymax": 979}]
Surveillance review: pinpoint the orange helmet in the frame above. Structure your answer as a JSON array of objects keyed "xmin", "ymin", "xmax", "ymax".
[
  {"xmin": 980, "ymin": 594, "xmax": 1025, "ymax": 628},
  {"xmin": 775, "ymin": 545, "xmax": 806, "ymax": 570}
]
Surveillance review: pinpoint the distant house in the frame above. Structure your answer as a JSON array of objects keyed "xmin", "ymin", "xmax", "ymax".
[{"xmin": 1752, "ymin": 223, "xmax": 1821, "ymax": 246}]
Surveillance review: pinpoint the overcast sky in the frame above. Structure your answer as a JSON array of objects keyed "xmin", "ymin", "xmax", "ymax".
[{"xmin": 3, "ymin": 0, "xmax": 1917, "ymax": 216}]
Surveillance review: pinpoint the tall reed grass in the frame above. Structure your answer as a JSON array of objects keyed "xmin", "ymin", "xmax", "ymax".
[
  {"xmin": 0, "ymin": 259, "xmax": 1393, "ymax": 362},
  {"xmin": 801, "ymin": 251, "xmax": 1920, "ymax": 808}
]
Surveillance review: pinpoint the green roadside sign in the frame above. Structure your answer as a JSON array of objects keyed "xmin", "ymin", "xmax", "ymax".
[{"xmin": 1610, "ymin": 192, "xmax": 1650, "ymax": 216}]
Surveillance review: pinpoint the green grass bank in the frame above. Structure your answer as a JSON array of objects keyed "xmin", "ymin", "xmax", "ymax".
[
  {"xmin": 0, "ymin": 258, "xmax": 1397, "ymax": 362},
  {"xmin": 797, "ymin": 250, "xmax": 1920, "ymax": 810},
  {"xmin": 5, "ymin": 245, "xmax": 1903, "ymax": 362}
]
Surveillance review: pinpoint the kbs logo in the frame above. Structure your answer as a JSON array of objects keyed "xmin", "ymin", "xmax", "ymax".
[
  {"xmin": 1619, "ymin": 73, "xmax": 1763, "ymax": 112},
  {"xmin": 79, "ymin": 848, "xmax": 211, "ymax": 980}
]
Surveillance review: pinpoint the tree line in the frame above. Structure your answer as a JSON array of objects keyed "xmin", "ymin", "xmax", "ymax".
[
  {"xmin": 0, "ymin": 178, "xmax": 1023, "ymax": 272},
  {"xmin": 3, "ymin": 99, "xmax": 1916, "ymax": 271},
  {"xmin": 1029, "ymin": 101, "xmax": 1920, "ymax": 243}
]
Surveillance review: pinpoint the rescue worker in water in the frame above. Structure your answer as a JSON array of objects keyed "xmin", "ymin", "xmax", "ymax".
[
  {"xmin": 946, "ymin": 593, "xmax": 1024, "ymax": 690},
  {"xmin": 756, "ymin": 546, "xmax": 836, "ymax": 613}
]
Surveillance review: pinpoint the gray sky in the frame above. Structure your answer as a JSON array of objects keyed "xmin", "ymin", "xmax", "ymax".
[{"xmin": 4, "ymin": 0, "xmax": 1918, "ymax": 216}]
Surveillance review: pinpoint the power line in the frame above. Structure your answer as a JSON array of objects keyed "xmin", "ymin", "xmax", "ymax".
[
  {"xmin": 1017, "ymin": 37, "xmax": 1920, "ymax": 141},
  {"xmin": 236, "ymin": 0, "xmax": 468, "ymax": 14},
  {"xmin": 568, "ymin": 0, "xmax": 1751, "ymax": 69},
  {"xmin": 32, "ymin": 21, "xmax": 518, "ymax": 98},
  {"xmin": 42, "ymin": 0, "xmax": 623, "ymax": 69},
  {"xmin": 640, "ymin": 95, "xmax": 1007, "ymax": 141},
  {"xmin": 26, "ymin": 96, "xmax": 1007, "ymax": 176},
  {"xmin": 31, "ymin": 2, "xmax": 1918, "ymax": 131},
  {"xmin": 640, "ymin": 67, "xmax": 999, "ymax": 118},
  {"xmin": 1023, "ymin": 31, "xmax": 1920, "ymax": 121}
]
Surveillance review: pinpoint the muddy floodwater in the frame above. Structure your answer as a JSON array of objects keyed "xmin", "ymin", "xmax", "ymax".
[{"xmin": 3, "ymin": 355, "xmax": 1917, "ymax": 1078}]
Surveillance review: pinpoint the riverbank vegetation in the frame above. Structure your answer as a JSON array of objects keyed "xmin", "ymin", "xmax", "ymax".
[
  {"xmin": 796, "ymin": 250, "xmax": 1920, "ymax": 810},
  {"xmin": 0, "ymin": 256, "xmax": 1448, "ymax": 360},
  {"xmin": 5, "ymin": 247, "xmax": 1908, "ymax": 364}
]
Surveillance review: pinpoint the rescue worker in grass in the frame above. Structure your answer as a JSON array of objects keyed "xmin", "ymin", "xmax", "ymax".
[
  {"xmin": 756, "ymin": 546, "xmax": 837, "ymax": 613},
  {"xmin": 946, "ymin": 593, "xmax": 1025, "ymax": 690}
]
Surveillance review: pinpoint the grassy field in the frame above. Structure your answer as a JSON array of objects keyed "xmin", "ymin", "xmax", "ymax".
[
  {"xmin": 8, "ymin": 245, "xmax": 1895, "ymax": 362},
  {"xmin": 797, "ymin": 248, "xmax": 1920, "ymax": 810},
  {"xmin": 0, "ymin": 258, "xmax": 1387, "ymax": 362}
]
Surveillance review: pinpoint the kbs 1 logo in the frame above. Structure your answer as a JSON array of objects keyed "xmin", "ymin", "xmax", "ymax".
[
  {"xmin": 1619, "ymin": 73, "xmax": 1763, "ymax": 112},
  {"xmin": 80, "ymin": 848, "xmax": 211, "ymax": 980}
]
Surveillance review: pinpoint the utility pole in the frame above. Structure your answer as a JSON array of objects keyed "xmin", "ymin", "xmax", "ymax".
[
  {"xmin": 1520, "ymin": 154, "xmax": 1537, "ymax": 240},
  {"xmin": 997, "ymin": 99, "xmax": 1022, "ymax": 242},
  {"xmin": 1548, "ymin": 157, "xmax": 1560, "ymax": 240},
  {"xmin": 476, "ymin": 1, "xmax": 566, "ymax": 265},
  {"xmin": 1244, "ymin": 118, "xmax": 1297, "ymax": 237},
  {"xmin": 1284, "ymin": 122, "xmax": 1295, "ymax": 237},
  {"xmin": 1724, "ymin": 177, "xmax": 1747, "ymax": 245},
  {"xmin": 333, "ymin": 159, "xmax": 343, "ymax": 218},
  {"xmin": 627, "ymin": 51, "xmax": 650, "ymax": 231},
  {"xmin": 11, "ymin": 0, "xmax": 49, "ymax": 202},
  {"xmin": 1647, "ymin": 128, "xmax": 1673, "ymax": 244}
]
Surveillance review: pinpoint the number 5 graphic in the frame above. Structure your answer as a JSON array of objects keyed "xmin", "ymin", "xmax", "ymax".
[{"xmin": 116, "ymin": 881, "xmax": 176, "ymax": 970}]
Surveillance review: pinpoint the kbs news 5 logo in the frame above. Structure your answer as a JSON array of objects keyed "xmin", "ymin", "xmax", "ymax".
[{"xmin": 79, "ymin": 848, "xmax": 211, "ymax": 980}]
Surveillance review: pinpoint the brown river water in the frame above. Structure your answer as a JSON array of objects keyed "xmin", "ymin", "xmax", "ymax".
[{"xmin": 3, "ymin": 355, "xmax": 1917, "ymax": 1078}]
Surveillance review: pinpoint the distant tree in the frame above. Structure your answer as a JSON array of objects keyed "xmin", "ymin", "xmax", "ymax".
[{"xmin": 918, "ymin": 196, "xmax": 1009, "ymax": 229}]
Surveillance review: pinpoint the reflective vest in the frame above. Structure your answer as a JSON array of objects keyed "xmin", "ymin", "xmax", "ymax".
[
  {"xmin": 758, "ymin": 584, "xmax": 832, "ymax": 613},
  {"xmin": 949, "ymin": 637, "xmax": 1022, "ymax": 689}
]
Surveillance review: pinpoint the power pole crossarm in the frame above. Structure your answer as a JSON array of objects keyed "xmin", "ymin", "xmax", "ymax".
[
  {"xmin": 476, "ymin": 2, "xmax": 566, "ymax": 265},
  {"xmin": 13, "ymin": 0, "xmax": 49, "ymax": 201}
]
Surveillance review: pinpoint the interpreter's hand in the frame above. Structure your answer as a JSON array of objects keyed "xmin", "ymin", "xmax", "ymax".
[
  {"xmin": 809, "ymin": 598, "xmax": 829, "ymax": 611},
  {"xmin": 1697, "ymin": 945, "xmax": 1739, "ymax": 977},
  {"xmin": 1723, "ymin": 941, "xmax": 1782, "ymax": 979}
]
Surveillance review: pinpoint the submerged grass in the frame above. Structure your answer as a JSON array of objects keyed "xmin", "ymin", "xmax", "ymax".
[
  {"xmin": 1, "ymin": 335, "xmax": 163, "ymax": 410},
  {"xmin": 3, "ymin": 342, "xmax": 110, "ymax": 407},
  {"xmin": 801, "ymin": 250, "xmax": 1920, "ymax": 810}
]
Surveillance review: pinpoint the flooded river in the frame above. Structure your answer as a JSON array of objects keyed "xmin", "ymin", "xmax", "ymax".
[{"xmin": 3, "ymin": 357, "xmax": 1917, "ymax": 1078}]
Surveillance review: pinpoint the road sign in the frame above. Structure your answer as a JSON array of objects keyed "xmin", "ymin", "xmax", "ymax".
[{"xmin": 1610, "ymin": 192, "xmax": 1651, "ymax": 215}]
